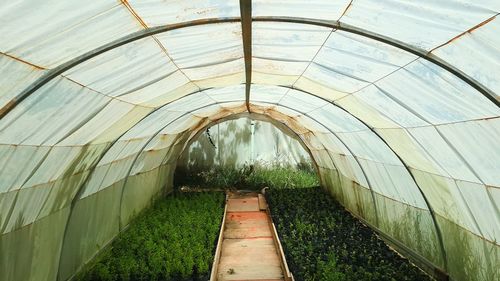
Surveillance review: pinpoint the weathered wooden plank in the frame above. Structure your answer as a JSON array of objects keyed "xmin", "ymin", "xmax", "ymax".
[
  {"xmin": 218, "ymin": 264, "xmax": 283, "ymax": 281},
  {"xmin": 212, "ymin": 192, "xmax": 288, "ymax": 281},
  {"xmin": 210, "ymin": 195, "xmax": 229, "ymax": 281},
  {"xmin": 227, "ymin": 198, "xmax": 260, "ymax": 212},
  {"xmin": 224, "ymin": 211, "xmax": 272, "ymax": 239}
]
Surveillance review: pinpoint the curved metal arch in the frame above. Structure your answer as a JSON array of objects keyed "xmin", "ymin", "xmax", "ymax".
[{"xmin": 1, "ymin": 16, "xmax": 497, "ymax": 120}]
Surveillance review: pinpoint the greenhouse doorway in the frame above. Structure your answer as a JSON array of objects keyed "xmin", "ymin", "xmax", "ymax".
[{"xmin": 174, "ymin": 115, "xmax": 320, "ymax": 191}]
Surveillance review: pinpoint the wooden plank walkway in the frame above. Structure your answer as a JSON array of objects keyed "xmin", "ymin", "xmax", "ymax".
[{"xmin": 211, "ymin": 192, "xmax": 288, "ymax": 281}]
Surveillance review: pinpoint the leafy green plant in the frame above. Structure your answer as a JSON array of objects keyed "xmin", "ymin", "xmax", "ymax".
[
  {"xmin": 316, "ymin": 254, "xmax": 345, "ymax": 281},
  {"xmin": 77, "ymin": 192, "xmax": 225, "ymax": 281}
]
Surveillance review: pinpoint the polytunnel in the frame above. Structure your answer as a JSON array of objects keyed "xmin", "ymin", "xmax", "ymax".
[{"xmin": 0, "ymin": 0, "xmax": 499, "ymax": 280}]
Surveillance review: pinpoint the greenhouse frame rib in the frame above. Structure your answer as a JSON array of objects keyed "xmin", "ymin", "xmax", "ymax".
[{"xmin": 1, "ymin": 16, "xmax": 498, "ymax": 120}]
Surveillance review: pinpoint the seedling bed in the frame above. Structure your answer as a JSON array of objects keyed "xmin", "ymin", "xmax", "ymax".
[
  {"xmin": 78, "ymin": 192, "xmax": 225, "ymax": 281},
  {"xmin": 266, "ymin": 187, "xmax": 432, "ymax": 281}
]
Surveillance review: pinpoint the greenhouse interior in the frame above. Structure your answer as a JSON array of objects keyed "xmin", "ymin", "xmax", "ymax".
[{"xmin": 0, "ymin": 1, "xmax": 499, "ymax": 281}]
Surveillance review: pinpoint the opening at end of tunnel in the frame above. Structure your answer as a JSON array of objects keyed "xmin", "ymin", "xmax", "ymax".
[{"xmin": 174, "ymin": 116, "xmax": 321, "ymax": 192}]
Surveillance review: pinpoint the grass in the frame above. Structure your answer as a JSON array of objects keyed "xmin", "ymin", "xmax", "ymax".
[
  {"xmin": 77, "ymin": 192, "xmax": 225, "ymax": 281},
  {"xmin": 174, "ymin": 163, "xmax": 319, "ymax": 191}
]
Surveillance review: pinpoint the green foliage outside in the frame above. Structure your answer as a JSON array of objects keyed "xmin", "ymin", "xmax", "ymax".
[
  {"xmin": 77, "ymin": 192, "xmax": 225, "ymax": 281},
  {"xmin": 174, "ymin": 163, "xmax": 319, "ymax": 191},
  {"xmin": 266, "ymin": 187, "xmax": 432, "ymax": 281}
]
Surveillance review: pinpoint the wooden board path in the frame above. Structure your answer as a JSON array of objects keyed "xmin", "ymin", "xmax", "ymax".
[{"xmin": 211, "ymin": 192, "xmax": 293, "ymax": 281}]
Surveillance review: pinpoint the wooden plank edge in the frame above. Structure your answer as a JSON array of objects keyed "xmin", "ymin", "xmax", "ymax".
[
  {"xmin": 210, "ymin": 193, "xmax": 229, "ymax": 281},
  {"xmin": 270, "ymin": 222, "xmax": 294, "ymax": 281},
  {"xmin": 263, "ymin": 195, "xmax": 294, "ymax": 281}
]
